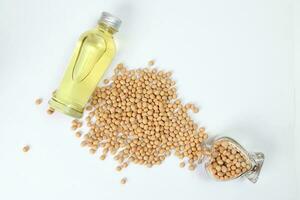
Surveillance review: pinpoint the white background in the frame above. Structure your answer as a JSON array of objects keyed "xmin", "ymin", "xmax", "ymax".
[{"xmin": 0, "ymin": 0, "xmax": 299, "ymax": 200}]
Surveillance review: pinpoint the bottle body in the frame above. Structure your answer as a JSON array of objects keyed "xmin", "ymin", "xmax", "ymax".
[{"xmin": 49, "ymin": 26, "xmax": 116, "ymax": 118}]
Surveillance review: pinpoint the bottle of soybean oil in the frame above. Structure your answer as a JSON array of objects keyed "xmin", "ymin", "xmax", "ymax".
[{"xmin": 49, "ymin": 12, "xmax": 121, "ymax": 118}]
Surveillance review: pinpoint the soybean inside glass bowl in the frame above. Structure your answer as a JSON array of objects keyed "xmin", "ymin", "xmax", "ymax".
[{"xmin": 204, "ymin": 137, "xmax": 264, "ymax": 183}]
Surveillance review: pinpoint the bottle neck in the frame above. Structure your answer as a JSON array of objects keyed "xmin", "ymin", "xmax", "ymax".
[{"xmin": 97, "ymin": 23, "xmax": 117, "ymax": 35}]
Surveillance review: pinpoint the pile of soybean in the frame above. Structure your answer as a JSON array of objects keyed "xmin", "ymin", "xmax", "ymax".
[{"xmin": 72, "ymin": 62, "xmax": 209, "ymax": 171}]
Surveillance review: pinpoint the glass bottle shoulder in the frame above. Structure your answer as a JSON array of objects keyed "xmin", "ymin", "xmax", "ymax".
[{"xmin": 82, "ymin": 27, "xmax": 116, "ymax": 54}]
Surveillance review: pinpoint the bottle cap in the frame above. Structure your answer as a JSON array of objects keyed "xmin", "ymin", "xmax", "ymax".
[{"xmin": 98, "ymin": 12, "xmax": 122, "ymax": 32}]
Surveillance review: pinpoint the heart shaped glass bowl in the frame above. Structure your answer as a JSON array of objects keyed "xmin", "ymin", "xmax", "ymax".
[{"xmin": 205, "ymin": 137, "xmax": 264, "ymax": 183}]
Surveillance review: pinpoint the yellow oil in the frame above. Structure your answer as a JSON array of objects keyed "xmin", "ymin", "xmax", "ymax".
[{"xmin": 49, "ymin": 19, "xmax": 119, "ymax": 118}]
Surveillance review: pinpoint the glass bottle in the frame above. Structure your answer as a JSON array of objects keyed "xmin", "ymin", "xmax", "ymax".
[
  {"xmin": 204, "ymin": 136, "xmax": 264, "ymax": 183},
  {"xmin": 49, "ymin": 12, "xmax": 121, "ymax": 118}
]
